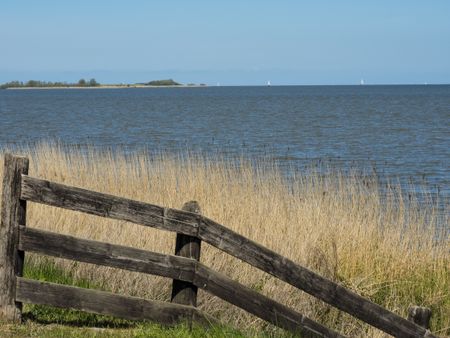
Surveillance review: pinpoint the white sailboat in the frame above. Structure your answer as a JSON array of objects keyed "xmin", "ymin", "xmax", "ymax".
[
  {"xmin": 267, "ymin": 80, "xmax": 271, "ymax": 87},
  {"xmin": 360, "ymin": 79, "xmax": 365, "ymax": 85}
]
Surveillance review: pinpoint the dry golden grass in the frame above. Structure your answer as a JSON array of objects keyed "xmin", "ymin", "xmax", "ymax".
[{"xmin": 1, "ymin": 144, "xmax": 448, "ymax": 337}]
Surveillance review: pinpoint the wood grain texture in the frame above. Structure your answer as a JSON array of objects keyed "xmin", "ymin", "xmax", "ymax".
[
  {"xmin": 15, "ymin": 277, "xmax": 212, "ymax": 325},
  {"xmin": 194, "ymin": 264, "xmax": 343, "ymax": 338},
  {"xmin": 171, "ymin": 201, "xmax": 202, "ymax": 307},
  {"xmin": 0, "ymin": 154, "xmax": 28, "ymax": 322},
  {"xmin": 19, "ymin": 172, "xmax": 435, "ymax": 337},
  {"xmin": 20, "ymin": 175, "xmax": 199, "ymax": 236},
  {"xmin": 18, "ymin": 226, "xmax": 337, "ymax": 336},
  {"xmin": 18, "ymin": 226, "xmax": 196, "ymax": 283},
  {"xmin": 198, "ymin": 217, "xmax": 436, "ymax": 338}
]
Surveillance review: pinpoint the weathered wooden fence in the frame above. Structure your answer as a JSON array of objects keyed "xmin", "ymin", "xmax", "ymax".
[{"xmin": 0, "ymin": 154, "xmax": 436, "ymax": 337}]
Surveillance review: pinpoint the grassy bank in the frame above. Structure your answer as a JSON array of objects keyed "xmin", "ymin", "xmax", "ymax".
[{"xmin": 0, "ymin": 145, "xmax": 448, "ymax": 337}]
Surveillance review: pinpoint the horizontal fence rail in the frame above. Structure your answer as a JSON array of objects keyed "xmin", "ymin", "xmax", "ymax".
[
  {"xmin": 16, "ymin": 277, "xmax": 211, "ymax": 325},
  {"xmin": 21, "ymin": 175, "xmax": 200, "ymax": 236},
  {"xmin": 20, "ymin": 174, "xmax": 436, "ymax": 338},
  {"xmin": 18, "ymin": 225, "xmax": 197, "ymax": 282},
  {"xmin": 18, "ymin": 225, "xmax": 339, "ymax": 338}
]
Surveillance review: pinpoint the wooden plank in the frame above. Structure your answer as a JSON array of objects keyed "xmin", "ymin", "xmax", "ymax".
[
  {"xmin": 198, "ymin": 218, "xmax": 436, "ymax": 338},
  {"xmin": 171, "ymin": 201, "xmax": 202, "ymax": 307},
  {"xmin": 19, "ymin": 172, "xmax": 434, "ymax": 336},
  {"xmin": 15, "ymin": 277, "xmax": 211, "ymax": 326},
  {"xmin": 20, "ymin": 175, "xmax": 199, "ymax": 237},
  {"xmin": 0, "ymin": 154, "xmax": 29, "ymax": 322},
  {"xmin": 18, "ymin": 226, "xmax": 340, "ymax": 336},
  {"xmin": 194, "ymin": 264, "xmax": 343, "ymax": 338},
  {"xmin": 18, "ymin": 226, "xmax": 196, "ymax": 283}
]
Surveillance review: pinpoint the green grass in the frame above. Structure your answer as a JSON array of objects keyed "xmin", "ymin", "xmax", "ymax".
[
  {"xmin": 0, "ymin": 322, "xmax": 251, "ymax": 338},
  {"xmin": 0, "ymin": 258, "xmax": 294, "ymax": 337},
  {"xmin": 4, "ymin": 317, "xmax": 292, "ymax": 337}
]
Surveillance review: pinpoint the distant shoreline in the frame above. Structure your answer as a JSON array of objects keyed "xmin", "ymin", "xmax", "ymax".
[
  {"xmin": 5, "ymin": 84, "xmax": 208, "ymax": 90},
  {"xmin": 3, "ymin": 84, "xmax": 448, "ymax": 90}
]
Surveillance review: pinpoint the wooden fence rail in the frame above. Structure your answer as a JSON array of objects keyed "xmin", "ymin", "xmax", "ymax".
[
  {"xmin": 18, "ymin": 225, "xmax": 338, "ymax": 337},
  {"xmin": 0, "ymin": 154, "xmax": 437, "ymax": 337},
  {"xmin": 16, "ymin": 277, "xmax": 211, "ymax": 326}
]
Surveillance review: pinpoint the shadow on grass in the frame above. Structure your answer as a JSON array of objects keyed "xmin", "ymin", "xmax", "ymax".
[
  {"xmin": 20, "ymin": 306, "xmax": 249, "ymax": 338},
  {"xmin": 22, "ymin": 258, "xmax": 144, "ymax": 329},
  {"xmin": 22, "ymin": 305, "xmax": 140, "ymax": 329}
]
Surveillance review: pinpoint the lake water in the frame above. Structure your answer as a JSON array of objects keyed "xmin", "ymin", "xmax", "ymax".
[{"xmin": 0, "ymin": 85, "xmax": 449, "ymax": 216}]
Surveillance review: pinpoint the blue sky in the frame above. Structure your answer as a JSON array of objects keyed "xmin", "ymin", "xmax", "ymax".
[{"xmin": 1, "ymin": 1, "xmax": 449, "ymax": 85}]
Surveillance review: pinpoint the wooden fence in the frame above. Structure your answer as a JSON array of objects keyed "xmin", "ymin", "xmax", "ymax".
[{"xmin": 0, "ymin": 154, "xmax": 436, "ymax": 337}]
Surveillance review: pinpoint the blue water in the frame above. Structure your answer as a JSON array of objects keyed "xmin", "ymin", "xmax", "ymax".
[{"xmin": 0, "ymin": 85, "xmax": 449, "ymax": 209}]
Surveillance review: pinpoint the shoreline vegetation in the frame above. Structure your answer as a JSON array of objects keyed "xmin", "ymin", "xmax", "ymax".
[
  {"xmin": 0, "ymin": 144, "xmax": 448, "ymax": 337},
  {"xmin": 0, "ymin": 78, "xmax": 207, "ymax": 89}
]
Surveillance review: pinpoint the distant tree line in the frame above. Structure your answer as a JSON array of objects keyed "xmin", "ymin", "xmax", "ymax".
[
  {"xmin": 0, "ymin": 78, "xmax": 100, "ymax": 89},
  {"xmin": 146, "ymin": 79, "xmax": 180, "ymax": 86},
  {"xmin": 77, "ymin": 78, "xmax": 99, "ymax": 87}
]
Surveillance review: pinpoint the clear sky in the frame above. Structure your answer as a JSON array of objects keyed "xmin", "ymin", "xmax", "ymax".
[{"xmin": 1, "ymin": 1, "xmax": 449, "ymax": 85}]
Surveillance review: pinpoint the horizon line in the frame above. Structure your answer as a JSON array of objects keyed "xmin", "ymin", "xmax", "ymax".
[{"xmin": 2, "ymin": 82, "xmax": 449, "ymax": 87}]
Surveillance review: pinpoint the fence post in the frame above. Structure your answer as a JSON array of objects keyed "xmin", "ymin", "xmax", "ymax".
[
  {"xmin": 171, "ymin": 201, "xmax": 202, "ymax": 310},
  {"xmin": 0, "ymin": 154, "xmax": 29, "ymax": 323},
  {"xmin": 408, "ymin": 306, "xmax": 431, "ymax": 330}
]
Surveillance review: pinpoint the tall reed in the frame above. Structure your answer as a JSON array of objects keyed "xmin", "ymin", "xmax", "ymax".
[{"xmin": 1, "ymin": 144, "xmax": 448, "ymax": 337}]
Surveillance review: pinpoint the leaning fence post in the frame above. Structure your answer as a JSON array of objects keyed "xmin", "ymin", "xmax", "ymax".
[
  {"xmin": 0, "ymin": 154, "xmax": 29, "ymax": 323},
  {"xmin": 408, "ymin": 306, "xmax": 432, "ymax": 330},
  {"xmin": 171, "ymin": 201, "xmax": 202, "ymax": 311}
]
